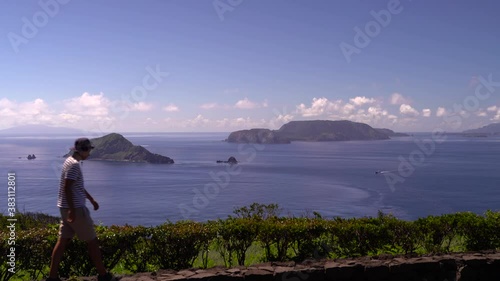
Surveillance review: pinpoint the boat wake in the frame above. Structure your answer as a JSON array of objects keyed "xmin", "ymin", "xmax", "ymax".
[{"xmin": 375, "ymin": 170, "xmax": 397, "ymax": 175}]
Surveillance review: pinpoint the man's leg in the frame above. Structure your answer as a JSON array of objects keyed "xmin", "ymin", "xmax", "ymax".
[
  {"xmin": 87, "ymin": 238, "xmax": 107, "ymax": 276},
  {"xmin": 48, "ymin": 237, "xmax": 72, "ymax": 278}
]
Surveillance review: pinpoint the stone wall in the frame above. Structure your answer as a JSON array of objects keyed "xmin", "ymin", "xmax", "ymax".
[{"xmin": 113, "ymin": 252, "xmax": 500, "ymax": 281}]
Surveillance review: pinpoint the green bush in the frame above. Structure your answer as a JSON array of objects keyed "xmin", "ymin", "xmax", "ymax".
[
  {"xmin": 150, "ymin": 221, "xmax": 214, "ymax": 270},
  {"xmin": 214, "ymin": 218, "xmax": 259, "ymax": 266},
  {"xmin": 259, "ymin": 217, "xmax": 309, "ymax": 262},
  {"xmin": 289, "ymin": 218, "xmax": 327, "ymax": 261},
  {"xmin": 232, "ymin": 203, "xmax": 280, "ymax": 220},
  {"xmin": 326, "ymin": 217, "xmax": 386, "ymax": 258},
  {"xmin": 459, "ymin": 211, "xmax": 500, "ymax": 251},
  {"xmin": 122, "ymin": 226, "xmax": 154, "ymax": 273},
  {"xmin": 415, "ymin": 213, "xmax": 464, "ymax": 253},
  {"xmin": 1, "ymin": 205, "xmax": 500, "ymax": 280},
  {"xmin": 16, "ymin": 227, "xmax": 58, "ymax": 280},
  {"xmin": 383, "ymin": 216, "xmax": 422, "ymax": 255}
]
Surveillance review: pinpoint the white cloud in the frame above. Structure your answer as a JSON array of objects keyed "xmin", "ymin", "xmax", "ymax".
[
  {"xmin": 296, "ymin": 97, "xmax": 342, "ymax": 117},
  {"xmin": 0, "ymin": 99, "xmax": 16, "ymax": 117},
  {"xmin": 200, "ymin": 103, "xmax": 219, "ymax": 110},
  {"xmin": 201, "ymin": 99, "xmax": 267, "ymax": 110},
  {"xmin": 58, "ymin": 113, "xmax": 82, "ymax": 123},
  {"xmin": 422, "ymin": 109, "xmax": 431, "ymax": 117},
  {"xmin": 350, "ymin": 96, "xmax": 375, "ymax": 106},
  {"xmin": 390, "ymin": 93, "xmax": 411, "ymax": 105},
  {"xmin": 130, "ymin": 102, "xmax": 153, "ymax": 112},
  {"xmin": 163, "ymin": 104, "xmax": 180, "ymax": 112},
  {"xmin": 436, "ymin": 107, "xmax": 447, "ymax": 117},
  {"xmin": 0, "ymin": 98, "xmax": 54, "ymax": 125},
  {"xmin": 369, "ymin": 106, "xmax": 388, "ymax": 115},
  {"xmin": 477, "ymin": 111, "xmax": 488, "ymax": 117},
  {"xmin": 268, "ymin": 113, "xmax": 294, "ymax": 129},
  {"xmin": 343, "ymin": 103, "xmax": 355, "ymax": 114},
  {"xmin": 276, "ymin": 114, "xmax": 294, "ymax": 123},
  {"xmin": 399, "ymin": 104, "xmax": 419, "ymax": 116},
  {"xmin": 144, "ymin": 117, "xmax": 158, "ymax": 125},
  {"xmin": 168, "ymin": 115, "xmax": 265, "ymax": 130},
  {"xmin": 63, "ymin": 92, "xmax": 110, "ymax": 117},
  {"xmin": 0, "ymin": 108, "xmax": 16, "ymax": 117},
  {"xmin": 0, "ymin": 98, "xmax": 15, "ymax": 108},
  {"xmin": 295, "ymin": 97, "xmax": 404, "ymax": 128},
  {"xmin": 490, "ymin": 107, "xmax": 500, "ymax": 121},
  {"xmin": 188, "ymin": 114, "xmax": 210, "ymax": 126},
  {"xmin": 234, "ymin": 98, "xmax": 261, "ymax": 109},
  {"xmin": 20, "ymin": 98, "xmax": 50, "ymax": 115}
]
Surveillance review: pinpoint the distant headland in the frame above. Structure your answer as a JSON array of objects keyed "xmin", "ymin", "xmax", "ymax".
[
  {"xmin": 462, "ymin": 122, "xmax": 500, "ymax": 136},
  {"xmin": 65, "ymin": 133, "xmax": 174, "ymax": 164},
  {"xmin": 226, "ymin": 120, "xmax": 408, "ymax": 144},
  {"xmin": 88, "ymin": 133, "xmax": 174, "ymax": 164}
]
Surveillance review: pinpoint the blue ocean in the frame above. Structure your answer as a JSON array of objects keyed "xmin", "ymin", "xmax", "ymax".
[{"xmin": 1, "ymin": 132, "xmax": 499, "ymax": 226}]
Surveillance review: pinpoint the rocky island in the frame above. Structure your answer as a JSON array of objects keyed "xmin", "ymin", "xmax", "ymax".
[
  {"xmin": 227, "ymin": 120, "xmax": 402, "ymax": 144},
  {"xmin": 86, "ymin": 133, "xmax": 174, "ymax": 164},
  {"xmin": 216, "ymin": 156, "xmax": 238, "ymax": 164}
]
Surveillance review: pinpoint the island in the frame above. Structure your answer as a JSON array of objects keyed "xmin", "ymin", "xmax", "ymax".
[
  {"xmin": 226, "ymin": 129, "xmax": 291, "ymax": 144},
  {"xmin": 86, "ymin": 133, "xmax": 174, "ymax": 164},
  {"xmin": 227, "ymin": 120, "xmax": 402, "ymax": 144},
  {"xmin": 375, "ymin": 128, "xmax": 410, "ymax": 137},
  {"xmin": 462, "ymin": 123, "xmax": 500, "ymax": 136},
  {"xmin": 216, "ymin": 156, "xmax": 238, "ymax": 164}
]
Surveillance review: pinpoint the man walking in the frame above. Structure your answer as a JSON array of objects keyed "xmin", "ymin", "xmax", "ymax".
[{"xmin": 47, "ymin": 138, "xmax": 115, "ymax": 281}]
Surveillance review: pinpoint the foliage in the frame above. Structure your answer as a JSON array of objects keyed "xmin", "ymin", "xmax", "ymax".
[
  {"xmin": 121, "ymin": 226, "xmax": 155, "ymax": 273},
  {"xmin": 214, "ymin": 218, "xmax": 259, "ymax": 266},
  {"xmin": 415, "ymin": 213, "xmax": 464, "ymax": 253},
  {"xmin": 458, "ymin": 211, "xmax": 500, "ymax": 251},
  {"xmin": 326, "ymin": 217, "xmax": 386, "ymax": 257},
  {"xmin": 232, "ymin": 203, "xmax": 280, "ymax": 220},
  {"xmin": 1, "ymin": 204, "xmax": 500, "ymax": 280},
  {"xmin": 383, "ymin": 215, "xmax": 422, "ymax": 255},
  {"xmin": 150, "ymin": 221, "xmax": 214, "ymax": 270}
]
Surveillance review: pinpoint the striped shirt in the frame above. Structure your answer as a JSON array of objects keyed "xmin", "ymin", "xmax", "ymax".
[{"xmin": 57, "ymin": 156, "xmax": 87, "ymax": 208}]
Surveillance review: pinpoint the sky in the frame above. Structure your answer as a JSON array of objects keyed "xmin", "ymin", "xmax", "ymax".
[{"xmin": 1, "ymin": 0, "xmax": 499, "ymax": 133}]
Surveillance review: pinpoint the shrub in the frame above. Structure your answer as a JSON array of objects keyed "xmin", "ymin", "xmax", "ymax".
[
  {"xmin": 122, "ymin": 226, "xmax": 155, "ymax": 272},
  {"xmin": 213, "ymin": 218, "xmax": 259, "ymax": 266},
  {"xmin": 459, "ymin": 211, "xmax": 500, "ymax": 251},
  {"xmin": 289, "ymin": 218, "xmax": 327, "ymax": 261},
  {"xmin": 150, "ymin": 221, "xmax": 214, "ymax": 270}
]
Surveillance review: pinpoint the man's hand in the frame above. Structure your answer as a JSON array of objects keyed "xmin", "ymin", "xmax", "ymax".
[
  {"xmin": 91, "ymin": 199, "xmax": 99, "ymax": 211},
  {"xmin": 68, "ymin": 209, "xmax": 75, "ymax": 223}
]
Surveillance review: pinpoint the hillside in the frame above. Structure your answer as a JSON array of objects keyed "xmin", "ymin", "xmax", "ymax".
[
  {"xmin": 463, "ymin": 123, "xmax": 500, "ymax": 134},
  {"xmin": 227, "ymin": 120, "xmax": 392, "ymax": 144},
  {"xmin": 88, "ymin": 133, "xmax": 174, "ymax": 164},
  {"xmin": 226, "ymin": 129, "xmax": 291, "ymax": 144},
  {"xmin": 375, "ymin": 128, "xmax": 410, "ymax": 137}
]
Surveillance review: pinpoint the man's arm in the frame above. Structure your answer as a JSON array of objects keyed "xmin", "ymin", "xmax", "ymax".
[
  {"xmin": 85, "ymin": 189, "xmax": 99, "ymax": 211},
  {"xmin": 64, "ymin": 179, "xmax": 76, "ymax": 222}
]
